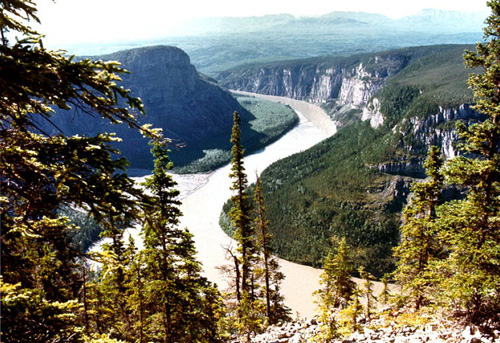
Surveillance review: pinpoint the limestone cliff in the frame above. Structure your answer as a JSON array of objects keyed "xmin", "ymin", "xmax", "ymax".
[
  {"xmin": 216, "ymin": 48, "xmax": 420, "ymax": 107},
  {"xmin": 374, "ymin": 104, "xmax": 483, "ymax": 177}
]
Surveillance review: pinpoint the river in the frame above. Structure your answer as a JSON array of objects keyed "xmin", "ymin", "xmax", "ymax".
[
  {"xmin": 171, "ymin": 92, "xmax": 337, "ymax": 318},
  {"xmin": 116, "ymin": 92, "xmax": 366, "ymax": 318},
  {"xmin": 94, "ymin": 92, "xmax": 390, "ymax": 318}
]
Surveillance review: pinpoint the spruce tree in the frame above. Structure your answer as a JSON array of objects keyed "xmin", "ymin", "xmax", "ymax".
[
  {"xmin": 393, "ymin": 146, "xmax": 444, "ymax": 310},
  {"xmin": 316, "ymin": 238, "xmax": 355, "ymax": 310},
  {"xmin": 433, "ymin": 0, "xmax": 500, "ymax": 325},
  {"xmin": 315, "ymin": 238, "xmax": 355, "ymax": 341},
  {"xmin": 253, "ymin": 176, "xmax": 290, "ymax": 325},
  {"xmin": 228, "ymin": 112, "xmax": 260, "ymax": 340},
  {"xmin": 358, "ymin": 267, "xmax": 376, "ymax": 320},
  {"xmin": 0, "ymin": 1, "xmax": 157, "ymax": 340},
  {"xmin": 140, "ymin": 139, "xmax": 224, "ymax": 343}
]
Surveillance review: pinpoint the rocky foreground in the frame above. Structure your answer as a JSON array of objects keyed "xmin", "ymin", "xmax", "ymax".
[{"xmin": 231, "ymin": 316, "xmax": 500, "ymax": 343}]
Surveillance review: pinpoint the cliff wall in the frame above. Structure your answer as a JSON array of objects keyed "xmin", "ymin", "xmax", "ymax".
[{"xmin": 43, "ymin": 46, "xmax": 252, "ymax": 167}]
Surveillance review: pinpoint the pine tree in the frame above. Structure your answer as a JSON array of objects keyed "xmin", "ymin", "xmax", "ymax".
[
  {"xmin": 316, "ymin": 238, "xmax": 355, "ymax": 310},
  {"xmin": 140, "ymin": 139, "xmax": 224, "ymax": 343},
  {"xmin": 393, "ymin": 146, "xmax": 444, "ymax": 310},
  {"xmin": 379, "ymin": 274, "xmax": 391, "ymax": 306},
  {"xmin": 254, "ymin": 177, "xmax": 272, "ymax": 321},
  {"xmin": 342, "ymin": 289, "xmax": 363, "ymax": 335},
  {"xmin": 358, "ymin": 267, "xmax": 376, "ymax": 320},
  {"xmin": 315, "ymin": 238, "xmax": 355, "ymax": 341}
]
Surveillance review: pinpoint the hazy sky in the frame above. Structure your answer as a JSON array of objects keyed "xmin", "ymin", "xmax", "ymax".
[{"xmin": 32, "ymin": 0, "xmax": 489, "ymax": 45}]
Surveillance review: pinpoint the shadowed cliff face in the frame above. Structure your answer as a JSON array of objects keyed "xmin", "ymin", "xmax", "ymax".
[{"xmin": 43, "ymin": 46, "xmax": 254, "ymax": 168}]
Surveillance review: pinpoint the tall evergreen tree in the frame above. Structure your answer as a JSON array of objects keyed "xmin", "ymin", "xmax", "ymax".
[
  {"xmin": 140, "ymin": 139, "xmax": 224, "ymax": 343},
  {"xmin": 393, "ymin": 146, "xmax": 444, "ymax": 310},
  {"xmin": 253, "ymin": 176, "xmax": 290, "ymax": 325},
  {"xmin": 228, "ymin": 112, "xmax": 260, "ymax": 340},
  {"xmin": 432, "ymin": 0, "xmax": 500, "ymax": 325},
  {"xmin": 253, "ymin": 177, "xmax": 272, "ymax": 321},
  {"xmin": 0, "ymin": 1, "xmax": 157, "ymax": 341}
]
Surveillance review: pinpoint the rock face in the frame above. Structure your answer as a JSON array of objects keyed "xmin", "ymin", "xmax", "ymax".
[
  {"xmin": 361, "ymin": 98, "xmax": 384, "ymax": 128},
  {"xmin": 217, "ymin": 49, "xmax": 414, "ymax": 107},
  {"xmin": 45, "ymin": 46, "xmax": 252, "ymax": 167},
  {"xmin": 373, "ymin": 104, "xmax": 483, "ymax": 177},
  {"xmin": 401, "ymin": 104, "xmax": 483, "ymax": 159}
]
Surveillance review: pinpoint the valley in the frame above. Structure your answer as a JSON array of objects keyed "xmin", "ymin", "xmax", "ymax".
[
  {"xmin": 122, "ymin": 92, "xmax": 337, "ymax": 318},
  {"xmin": 218, "ymin": 44, "xmax": 480, "ymax": 278},
  {"xmin": 3, "ymin": 1, "xmax": 500, "ymax": 340}
]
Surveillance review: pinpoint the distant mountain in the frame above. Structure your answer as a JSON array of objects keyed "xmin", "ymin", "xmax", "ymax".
[
  {"xmin": 60, "ymin": 9, "xmax": 487, "ymax": 75},
  {"xmin": 319, "ymin": 11, "xmax": 393, "ymax": 24},
  {"xmin": 42, "ymin": 46, "xmax": 256, "ymax": 168},
  {"xmin": 171, "ymin": 10, "xmax": 486, "ymax": 35},
  {"xmin": 396, "ymin": 9, "xmax": 488, "ymax": 32},
  {"xmin": 169, "ymin": 14, "xmax": 296, "ymax": 35}
]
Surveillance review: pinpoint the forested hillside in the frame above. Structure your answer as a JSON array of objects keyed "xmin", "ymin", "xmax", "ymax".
[{"xmin": 221, "ymin": 45, "xmax": 482, "ymax": 277}]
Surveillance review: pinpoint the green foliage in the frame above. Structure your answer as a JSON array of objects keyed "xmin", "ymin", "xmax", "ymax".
[
  {"xmin": 358, "ymin": 266, "xmax": 376, "ymax": 320},
  {"xmin": 393, "ymin": 1, "xmax": 500, "ymax": 327},
  {"xmin": 218, "ymin": 45, "xmax": 480, "ymax": 281},
  {"xmin": 379, "ymin": 85, "xmax": 421, "ymax": 128},
  {"xmin": 178, "ymin": 95, "xmax": 298, "ymax": 173},
  {"xmin": 393, "ymin": 147, "xmax": 444, "ymax": 310},
  {"xmin": 59, "ymin": 206, "xmax": 104, "ymax": 253},
  {"xmin": 138, "ymin": 140, "xmax": 224, "ymax": 343},
  {"xmin": 253, "ymin": 177, "xmax": 291, "ymax": 325},
  {"xmin": 435, "ymin": 1, "xmax": 500, "ymax": 325},
  {"xmin": 313, "ymin": 239, "xmax": 356, "ymax": 341},
  {"xmin": 252, "ymin": 122, "xmax": 401, "ymax": 276},
  {"xmin": 0, "ymin": 3, "xmax": 157, "ymax": 335},
  {"xmin": 228, "ymin": 112, "xmax": 262, "ymax": 340},
  {"xmin": 315, "ymin": 239, "xmax": 355, "ymax": 310},
  {"xmin": 237, "ymin": 95, "xmax": 298, "ymax": 143},
  {"xmin": 1, "ymin": 1, "xmax": 225, "ymax": 341},
  {"xmin": 379, "ymin": 274, "xmax": 391, "ymax": 305},
  {"xmin": 1, "ymin": 280, "xmax": 83, "ymax": 343},
  {"xmin": 224, "ymin": 117, "xmax": 290, "ymax": 340},
  {"xmin": 336, "ymin": 290, "xmax": 363, "ymax": 337}
]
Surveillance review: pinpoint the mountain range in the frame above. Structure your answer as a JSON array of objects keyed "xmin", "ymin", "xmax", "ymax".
[
  {"xmin": 60, "ymin": 9, "xmax": 487, "ymax": 75},
  {"xmin": 172, "ymin": 9, "xmax": 487, "ymax": 35}
]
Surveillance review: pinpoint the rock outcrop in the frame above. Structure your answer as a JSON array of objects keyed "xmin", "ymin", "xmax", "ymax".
[
  {"xmin": 372, "ymin": 104, "xmax": 482, "ymax": 177},
  {"xmin": 361, "ymin": 98, "xmax": 384, "ymax": 128}
]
